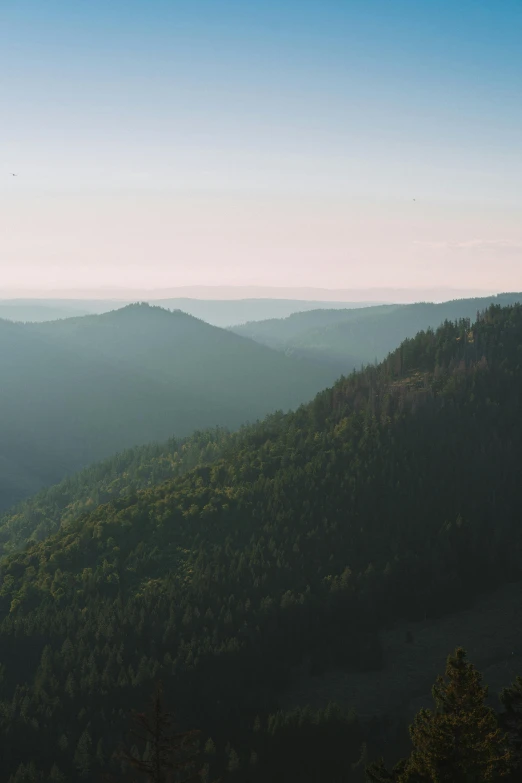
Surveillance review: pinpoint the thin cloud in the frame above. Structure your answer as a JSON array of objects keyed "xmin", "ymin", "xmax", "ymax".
[{"xmin": 414, "ymin": 239, "xmax": 522, "ymax": 252}]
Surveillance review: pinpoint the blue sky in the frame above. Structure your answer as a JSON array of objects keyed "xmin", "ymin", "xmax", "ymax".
[{"xmin": 1, "ymin": 0, "xmax": 521, "ymax": 293}]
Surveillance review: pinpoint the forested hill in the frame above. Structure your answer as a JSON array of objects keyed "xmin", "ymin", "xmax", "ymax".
[
  {"xmin": 0, "ymin": 428, "xmax": 235, "ymax": 558},
  {"xmin": 0, "ymin": 304, "xmax": 337, "ymax": 510},
  {"xmin": 230, "ymin": 292, "xmax": 522, "ymax": 370},
  {"xmin": 2, "ymin": 304, "xmax": 522, "ymax": 781}
]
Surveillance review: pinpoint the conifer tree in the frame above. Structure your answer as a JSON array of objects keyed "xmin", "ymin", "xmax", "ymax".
[
  {"xmin": 47, "ymin": 765, "xmax": 66, "ymax": 783},
  {"xmin": 226, "ymin": 747, "xmax": 240, "ymax": 773},
  {"xmin": 499, "ymin": 675, "xmax": 522, "ymax": 780},
  {"xmin": 121, "ymin": 682, "xmax": 203, "ymax": 783},
  {"xmin": 366, "ymin": 648, "xmax": 511, "ymax": 782},
  {"xmin": 8, "ymin": 763, "xmax": 43, "ymax": 783},
  {"xmin": 74, "ymin": 729, "xmax": 93, "ymax": 779},
  {"xmin": 403, "ymin": 647, "xmax": 510, "ymax": 782},
  {"xmin": 365, "ymin": 758, "xmax": 405, "ymax": 782}
]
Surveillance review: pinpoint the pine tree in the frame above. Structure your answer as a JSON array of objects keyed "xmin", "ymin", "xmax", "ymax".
[
  {"xmin": 121, "ymin": 682, "xmax": 203, "ymax": 783},
  {"xmin": 47, "ymin": 765, "xmax": 66, "ymax": 783},
  {"xmin": 499, "ymin": 675, "xmax": 522, "ymax": 779},
  {"xmin": 365, "ymin": 758, "xmax": 406, "ymax": 782},
  {"xmin": 74, "ymin": 728, "xmax": 93, "ymax": 779},
  {"xmin": 8, "ymin": 762, "xmax": 44, "ymax": 782},
  {"xmin": 366, "ymin": 649, "xmax": 512, "ymax": 782},
  {"xmin": 96, "ymin": 737, "xmax": 106, "ymax": 767},
  {"xmin": 226, "ymin": 748, "xmax": 240, "ymax": 773},
  {"xmin": 402, "ymin": 647, "xmax": 510, "ymax": 782}
]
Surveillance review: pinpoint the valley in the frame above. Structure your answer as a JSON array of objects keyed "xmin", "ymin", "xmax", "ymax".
[
  {"xmin": 1, "ymin": 303, "xmax": 522, "ymax": 780},
  {"xmin": 3, "ymin": 4, "xmax": 520, "ymax": 778}
]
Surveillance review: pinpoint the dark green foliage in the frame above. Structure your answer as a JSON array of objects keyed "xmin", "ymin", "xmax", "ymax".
[
  {"xmin": 0, "ymin": 427, "xmax": 233, "ymax": 556},
  {"xmin": 74, "ymin": 728, "xmax": 93, "ymax": 778},
  {"xmin": 500, "ymin": 676, "xmax": 522, "ymax": 780},
  {"xmin": 0, "ymin": 305, "xmax": 522, "ymax": 779},
  {"xmin": 7, "ymin": 763, "xmax": 44, "ymax": 783},
  {"xmin": 365, "ymin": 759, "xmax": 405, "ymax": 782},
  {"xmin": 120, "ymin": 684, "xmax": 202, "ymax": 783},
  {"xmin": 403, "ymin": 648, "xmax": 510, "ymax": 781},
  {"xmin": 366, "ymin": 649, "xmax": 511, "ymax": 782}
]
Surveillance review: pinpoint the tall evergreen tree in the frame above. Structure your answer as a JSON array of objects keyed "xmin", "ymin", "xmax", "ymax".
[
  {"xmin": 499, "ymin": 675, "xmax": 522, "ymax": 780},
  {"xmin": 367, "ymin": 649, "xmax": 511, "ymax": 782},
  {"xmin": 74, "ymin": 729, "xmax": 93, "ymax": 779},
  {"xmin": 121, "ymin": 683, "xmax": 203, "ymax": 783},
  {"xmin": 8, "ymin": 762, "xmax": 44, "ymax": 782},
  {"xmin": 404, "ymin": 648, "xmax": 510, "ymax": 782},
  {"xmin": 365, "ymin": 758, "xmax": 405, "ymax": 782}
]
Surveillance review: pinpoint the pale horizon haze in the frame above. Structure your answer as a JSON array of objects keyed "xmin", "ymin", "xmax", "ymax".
[{"xmin": 1, "ymin": 1, "xmax": 521, "ymax": 295}]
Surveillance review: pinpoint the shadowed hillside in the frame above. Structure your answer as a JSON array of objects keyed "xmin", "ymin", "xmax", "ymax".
[
  {"xmin": 1, "ymin": 304, "xmax": 522, "ymax": 779},
  {"xmin": 0, "ymin": 304, "xmax": 337, "ymax": 509}
]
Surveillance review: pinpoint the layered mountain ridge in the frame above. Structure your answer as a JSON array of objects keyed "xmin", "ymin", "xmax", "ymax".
[
  {"xmin": 231, "ymin": 292, "xmax": 522, "ymax": 370},
  {"xmin": 0, "ymin": 304, "xmax": 338, "ymax": 510},
  {"xmin": 1, "ymin": 304, "xmax": 522, "ymax": 779}
]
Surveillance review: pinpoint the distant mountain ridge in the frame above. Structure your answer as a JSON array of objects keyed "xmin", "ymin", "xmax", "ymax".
[
  {"xmin": 231, "ymin": 293, "xmax": 522, "ymax": 370},
  {"xmin": 2, "ymin": 304, "xmax": 522, "ymax": 779},
  {"xmin": 0, "ymin": 297, "xmax": 380, "ymax": 328},
  {"xmin": 0, "ymin": 304, "xmax": 337, "ymax": 510},
  {"xmin": 1, "ymin": 284, "xmax": 494, "ymax": 301}
]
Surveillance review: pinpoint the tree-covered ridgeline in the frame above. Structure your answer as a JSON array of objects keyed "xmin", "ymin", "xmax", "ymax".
[
  {"xmin": 0, "ymin": 427, "xmax": 235, "ymax": 557},
  {"xmin": 231, "ymin": 292, "xmax": 522, "ymax": 369},
  {"xmin": 0, "ymin": 303, "xmax": 338, "ymax": 510},
  {"xmin": 1, "ymin": 304, "xmax": 522, "ymax": 779}
]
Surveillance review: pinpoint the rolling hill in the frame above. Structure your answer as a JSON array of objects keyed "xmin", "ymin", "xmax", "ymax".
[
  {"xmin": 0, "ymin": 296, "xmax": 380, "ymax": 327},
  {"xmin": 231, "ymin": 293, "xmax": 522, "ymax": 370},
  {"xmin": 152, "ymin": 298, "xmax": 380, "ymax": 327},
  {"xmin": 0, "ymin": 304, "xmax": 338, "ymax": 510},
  {"xmin": 0, "ymin": 427, "xmax": 234, "ymax": 557},
  {"xmin": 1, "ymin": 304, "xmax": 522, "ymax": 780}
]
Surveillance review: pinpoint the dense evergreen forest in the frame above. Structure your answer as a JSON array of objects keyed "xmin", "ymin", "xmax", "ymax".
[
  {"xmin": 0, "ymin": 428, "xmax": 235, "ymax": 557},
  {"xmin": 0, "ymin": 304, "xmax": 336, "ymax": 510},
  {"xmin": 2, "ymin": 303, "xmax": 522, "ymax": 780}
]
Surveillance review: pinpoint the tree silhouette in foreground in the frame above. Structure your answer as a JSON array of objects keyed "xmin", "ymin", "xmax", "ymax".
[
  {"xmin": 500, "ymin": 675, "xmax": 522, "ymax": 781},
  {"xmin": 118, "ymin": 683, "xmax": 206, "ymax": 783},
  {"xmin": 366, "ymin": 648, "xmax": 511, "ymax": 782}
]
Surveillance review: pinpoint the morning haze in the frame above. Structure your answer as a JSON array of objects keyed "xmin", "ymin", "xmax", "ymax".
[{"xmin": 1, "ymin": 2, "xmax": 522, "ymax": 782}]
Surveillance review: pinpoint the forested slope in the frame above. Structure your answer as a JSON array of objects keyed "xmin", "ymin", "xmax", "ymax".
[
  {"xmin": 0, "ymin": 304, "xmax": 336, "ymax": 510},
  {"xmin": 0, "ymin": 428, "xmax": 234, "ymax": 557},
  {"xmin": 1, "ymin": 304, "xmax": 522, "ymax": 780}
]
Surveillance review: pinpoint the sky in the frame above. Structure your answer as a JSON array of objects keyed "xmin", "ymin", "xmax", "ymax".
[{"xmin": 1, "ymin": 0, "xmax": 521, "ymax": 296}]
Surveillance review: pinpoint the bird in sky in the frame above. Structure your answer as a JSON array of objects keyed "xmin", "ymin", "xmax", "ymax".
[{"xmin": 10, "ymin": 173, "xmax": 17, "ymax": 177}]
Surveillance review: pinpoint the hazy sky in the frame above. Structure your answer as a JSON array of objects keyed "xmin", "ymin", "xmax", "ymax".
[{"xmin": 1, "ymin": 0, "xmax": 521, "ymax": 294}]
